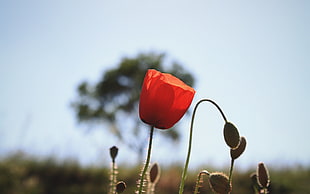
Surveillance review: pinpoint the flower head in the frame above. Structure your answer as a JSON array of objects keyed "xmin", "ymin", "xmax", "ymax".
[{"xmin": 139, "ymin": 69, "xmax": 195, "ymax": 129}]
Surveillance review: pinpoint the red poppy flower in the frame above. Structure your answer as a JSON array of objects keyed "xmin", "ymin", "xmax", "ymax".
[{"xmin": 139, "ymin": 69, "xmax": 195, "ymax": 129}]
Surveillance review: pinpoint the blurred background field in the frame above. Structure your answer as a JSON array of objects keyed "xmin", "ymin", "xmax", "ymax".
[{"xmin": 0, "ymin": 152, "xmax": 309, "ymax": 194}]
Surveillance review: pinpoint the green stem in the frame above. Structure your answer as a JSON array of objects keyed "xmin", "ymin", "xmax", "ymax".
[
  {"xmin": 178, "ymin": 99, "xmax": 227, "ymax": 194},
  {"xmin": 138, "ymin": 125, "xmax": 155, "ymax": 194},
  {"xmin": 229, "ymin": 159, "xmax": 235, "ymax": 184},
  {"xmin": 113, "ymin": 161, "xmax": 117, "ymax": 194},
  {"xmin": 109, "ymin": 161, "xmax": 116, "ymax": 194}
]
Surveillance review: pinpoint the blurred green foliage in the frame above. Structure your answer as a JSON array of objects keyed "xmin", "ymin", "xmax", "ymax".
[
  {"xmin": 0, "ymin": 153, "xmax": 109, "ymax": 194},
  {"xmin": 0, "ymin": 153, "xmax": 309, "ymax": 194}
]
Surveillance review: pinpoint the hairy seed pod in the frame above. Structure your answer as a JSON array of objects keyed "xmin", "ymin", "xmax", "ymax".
[
  {"xmin": 110, "ymin": 146, "xmax": 119, "ymax": 162},
  {"xmin": 230, "ymin": 136, "xmax": 247, "ymax": 160},
  {"xmin": 116, "ymin": 181, "xmax": 126, "ymax": 193},
  {"xmin": 209, "ymin": 172, "xmax": 232, "ymax": 194},
  {"xmin": 257, "ymin": 162, "xmax": 270, "ymax": 188},
  {"xmin": 149, "ymin": 163, "xmax": 160, "ymax": 184},
  {"xmin": 223, "ymin": 122, "xmax": 240, "ymax": 149}
]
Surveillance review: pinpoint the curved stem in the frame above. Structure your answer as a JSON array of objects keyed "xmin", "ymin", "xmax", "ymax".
[
  {"xmin": 178, "ymin": 99, "xmax": 227, "ymax": 194},
  {"xmin": 204, "ymin": 99, "xmax": 227, "ymax": 122},
  {"xmin": 138, "ymin": 125, "xmax": 155, "ymax": 194},
  {"xmin": 194, "ymin": 170, "xmax": 210, "ymax": 194}
]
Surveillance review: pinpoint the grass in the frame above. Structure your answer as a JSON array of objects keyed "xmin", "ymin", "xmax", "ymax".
[{"xmin": 0, "ymin": 152, "xmax": 309, "ymax": 194}]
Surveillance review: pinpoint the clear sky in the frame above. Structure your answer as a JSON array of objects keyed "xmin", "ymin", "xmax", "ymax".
[{"xmin": 1, "ymin": 0, "xmax": 309, "ymax": 170}]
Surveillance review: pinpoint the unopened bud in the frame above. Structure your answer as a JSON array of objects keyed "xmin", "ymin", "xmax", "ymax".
[
  {"xmin": 149, "ymin": 163, "xmax": 160, "ymax": 184},
  {"xmin": 209, "ymin": 172, "xmax": 231, "ymax": 194},
  {"xmin": 223, "ymin": 122, "xmax": 240, "ymax": 149},
  {"xmin": 110, "ymin": 146, "xmax": 118, "ymax": 162},
  {"xmin": 230, "ymin": 136, "xmax": 247, "ymax": 160},
  {"xmin": 116, "ymin": 181, "xmax": 126, "ymax": 193},
  {"xmin": 257, "ymin": 162, "xmax": 270, "ymax": 188}
]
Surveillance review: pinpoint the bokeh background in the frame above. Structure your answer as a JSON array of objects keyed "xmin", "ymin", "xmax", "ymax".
[{"xmin": 1, "ymin": 0, "xmax": 309, "ymax": 193}]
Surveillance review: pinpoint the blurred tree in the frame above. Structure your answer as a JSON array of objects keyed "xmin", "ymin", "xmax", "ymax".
[{"xmin": 72, "ymin": 52, "xmax": 195, "ymax": 160}]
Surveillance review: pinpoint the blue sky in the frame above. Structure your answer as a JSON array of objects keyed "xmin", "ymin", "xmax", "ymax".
[{"xmin": 1, "ymin": 0, "xmax": 309, "ymax": 170}]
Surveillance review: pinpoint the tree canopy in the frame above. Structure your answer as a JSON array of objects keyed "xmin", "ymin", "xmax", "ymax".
[{"xmin": 72, "ymin": 52, "xmax": 195, "ymax": 159}]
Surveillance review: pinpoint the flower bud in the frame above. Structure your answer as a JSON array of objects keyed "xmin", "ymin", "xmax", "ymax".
[
  {"xmin": 116, "ymin": 181, "xmax": 126, "ymax": 193},
  {"xmin": 149, "ymin": 163, "xmax": 160, "ymax": 184},
  {"xmin": 110, "ymin": 146, "xmax": 118, "ymax": 162},
  {"xmin": 230, "ymin": 136, "xmax": 247, "ymax": 160},
  {"xmin": 257, "ymin": 162, "xmax": 270, "ymax": 188},
  {"xmin": 209, "ymin": 172, "xmax": 232, "ymax": 194},
  {"xmin": 223, "ymin": 122, "xmax": 240, "ymax": 149}
]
